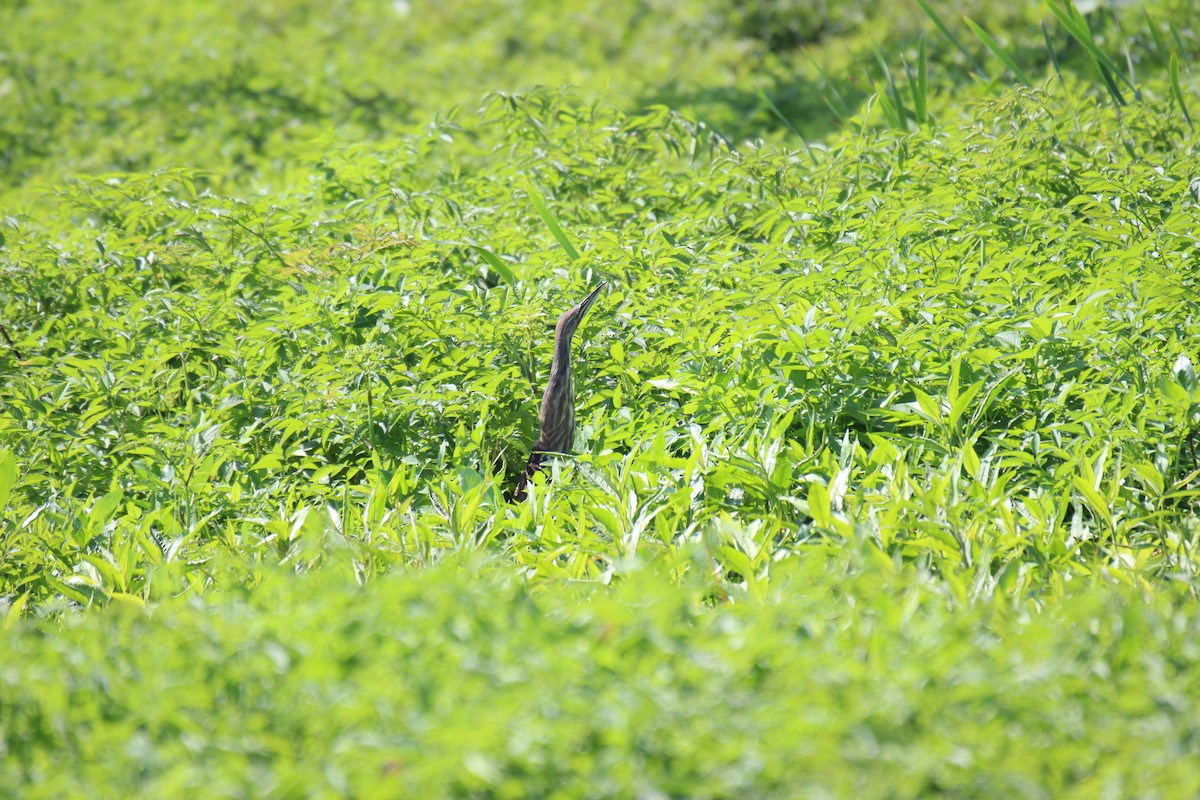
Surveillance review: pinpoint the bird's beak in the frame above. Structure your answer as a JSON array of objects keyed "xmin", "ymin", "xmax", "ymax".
[{"xmin": 577, "ymin": 281, "xmax": 606, "ymax": 317}]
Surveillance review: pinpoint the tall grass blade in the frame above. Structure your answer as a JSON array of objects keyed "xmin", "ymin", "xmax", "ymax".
[
  {"xmin": 1042, "ymin": 22, "xmax": 1067, "ymax": 90},
  {"xmin": 899, "ymin": 42, "xmax": 929, "ymax": 125},
  {"xmin": 1046, "ymin": 0, "xmax": 1136, "ymax": 92},
  {"xmin": 1143, "ymin": 10, "xmax": 1168, "ymax": 63},
  {"xmin": 1170, "ymin": 54, "xmax": 1194, "ymax": 131},
  {"xmin": 964, "ymin": 18, "xmax": 1033, "ymax": 87},
  {"xmin": 755, "ymin": 87, "xmax": 820, "ymax": 166},
  {"xmin": 912, "ymin": 38, "xmax": 929, "ymax": 124},
  {"xmin": 878, "ymin": 92, "xmax": 901, "ymax": 129},
  {"xmin": 806, "ymin": 54, "xmax": 853, "ymax": 124},
  {"xmin": 526, "ymin": 183, "xmax": 580, "ymax": 262},
  {"xmin": 1167, "ymin": 21, "xmax": 1194, "ymax": 79},
  {"xmin": 872, "ymin": 45, "xmax": 912, "ymax": 129},
  {"xmin": 915, "ymin": 0, "xmax": 988, "ymax": 79},
  {"xmin": 1095, "ymin": 58, "xmax": 1127, "ymax": 107},
  {"xmin": 1124, "ymin": 50, "xmax": 1142, "ymax": 101}
]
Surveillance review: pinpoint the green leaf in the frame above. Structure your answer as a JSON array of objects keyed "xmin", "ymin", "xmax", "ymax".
[
  {"xmin": 251, "ymin": 453, "xmax": 284, "ymax": 471},
  {"xmin": 914, "ymin": 388, "xmax": 945, "ymax": 426},
  {"xmin": 0, "ymin": 450, "xmax": 15, "ymax": 514},
  {"xmin": 3, "ymin": 593, "xmax": 28, "ymax": 630},
  {"xmin": 468, "ymin": 244, "xmax": 517, "ymax": 285},
  {"xmin": 1073, "ymin": 474, "xmax": 1114, "ymax": 531},
  {"xmin": 527, "ymin": 183, "xmax": 580, "ymax": 262},
  {"xmin": 1156, "ymin": 375, "xmax": 1192, "ymax": 410},
  {"xmin": 88, "ymin": 490, "xmax": 124, "ymax": 531},
  {"xmin": 964, "ymin": 18, "xmax": 1032, "ymax": 87}
]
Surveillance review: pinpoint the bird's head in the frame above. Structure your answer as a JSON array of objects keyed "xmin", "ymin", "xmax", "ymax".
[{"xmin": 555, "ymin": 282, "xmax": 606, "ymax": 342}]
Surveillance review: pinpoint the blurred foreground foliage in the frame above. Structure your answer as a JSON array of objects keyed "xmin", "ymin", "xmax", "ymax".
[{"xmin": 3, "ymin": 558, "xmax": 1200, "ymax": 797}]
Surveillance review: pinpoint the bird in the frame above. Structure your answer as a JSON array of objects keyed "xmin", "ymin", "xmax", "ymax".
[{"xmin": 509, "ymin": 282, "xmax": 606, "ymax": 502}]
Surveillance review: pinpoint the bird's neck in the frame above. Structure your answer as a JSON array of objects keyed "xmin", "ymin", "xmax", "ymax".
[
  {"xmin": 534, "ymin": 330, "xmax": 576, "ymax": 453},
  {"xmin": 544, "ymin": 332, "xmax": 574, "ymax": 408},
  {"xmin": 551, "ymin": 329, "xmax": 574, "ymax": 381}
]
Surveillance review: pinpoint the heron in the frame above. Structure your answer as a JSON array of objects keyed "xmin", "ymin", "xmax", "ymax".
[{"xmin": 509, "ymin": 282, "xmax": 606, "ymax": 502}]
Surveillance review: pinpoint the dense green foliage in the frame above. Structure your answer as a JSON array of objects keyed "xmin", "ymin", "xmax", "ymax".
[
  {"xmin": 3, "ymin": 0, "xmax": 1200, "ymax": 795},
  {"xmin": 4, "ymin": 77, "xmax": 1199, "ymax": 604}
]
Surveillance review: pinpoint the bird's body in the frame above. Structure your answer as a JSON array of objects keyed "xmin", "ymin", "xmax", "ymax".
[{"xmin": 510, "ymin": 282, "xmax": 605, "ymax": 501}]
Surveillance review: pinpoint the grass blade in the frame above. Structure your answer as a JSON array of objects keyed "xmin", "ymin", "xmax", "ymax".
[
  {"xmin": 1045, "ymin": 0, "xmax": 1135, "ymax": 92},
  {"xmin": 1095, "ymin": 57, "xmax": 1127, "ymax": 107},
  {"xmin": 1170, "ymin": 54, "xmax": 1194, "ymax": 132},
  {"xmin": 1167, "ymin": 20, "xmax": 1194, "ymax": 80},
  {"xmin": 806, "ymin": 54, "xmax": 853, "ymax": 124},
  {"xmin": 872, "ymin": 45, "xmax": 912, "ymax": 129},
  {"xmin": 1124, "ymin": 49, "xmax": 1143, "ymax": 102},
  {"xmin": 964, "ymin": 18, "xmax": 1032, "ymax": 87},
  {"xmin": 915, "ymin": 0, "xmax": 988, "ymax": 79},
  {"xmin": 526, "ymin": 183, "xmax": 580, "ymax": 262},
  {"xmin": 756, "ymin": 87, "xmax": 820, "ymax": 166},
  {"xmin": 1143, "ymin": 10, "xmax": 1168, "ymax": 63},
  {"xmin": 1042, "ymin": 22, "xmax": 1067, "ymax": 91},
  {"xmin": 915, "ymin": 37, "xmax": 928, "ymax": 124}
]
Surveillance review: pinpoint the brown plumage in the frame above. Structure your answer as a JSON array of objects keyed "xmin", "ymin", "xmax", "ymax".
[{"xmin": 509, "ymin": 282, "xmax": 606, "ymax": 501}]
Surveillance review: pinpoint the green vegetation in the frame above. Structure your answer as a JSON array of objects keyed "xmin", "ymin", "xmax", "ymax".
[
  {"xmin": 2, "ymin": 0, "xmax": 1200, "ymax": 795},
  {"xmin": 4, "ymin": 561, "xmax": 1200, "ymax": 797}
]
